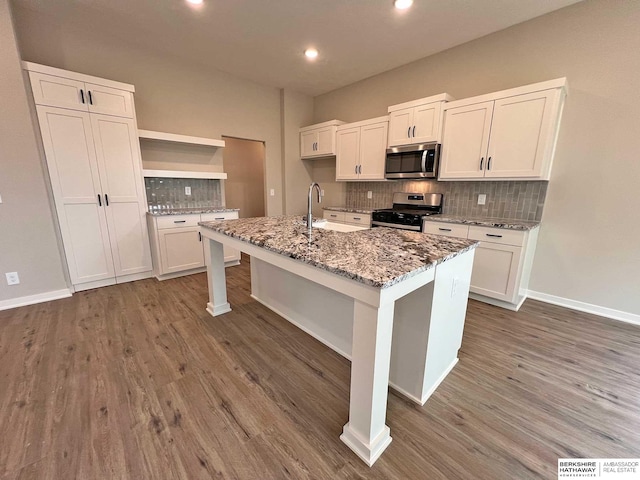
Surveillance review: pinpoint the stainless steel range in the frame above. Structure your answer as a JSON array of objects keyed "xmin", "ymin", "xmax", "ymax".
[{"xmin": 371, "ymin": 192, "xmax": 443, "ymax": 231}]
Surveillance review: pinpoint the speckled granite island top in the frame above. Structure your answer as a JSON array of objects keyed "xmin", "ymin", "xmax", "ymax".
[
  {"xmin": 323, "ymin": 206, "xmax": 374, "ymax": 214},
  {"xmin": 425, "ymin": 215, "xmax": 540, "ymax": 231},
  {"xmin": 200, "ymin": 216, "xmax": 477, "ymax": 288},
  {"xmin": 147, "ymin": 207, "xmax": 239, "ymax": 216}
]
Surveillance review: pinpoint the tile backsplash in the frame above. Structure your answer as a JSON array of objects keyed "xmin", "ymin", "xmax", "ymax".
[
  {"xmin": 145, "ymin": 177, "xmax": 223, "ymax": 210},
  {"xmin": 346, "ymin": 180, "xmax": 548, "ymax": 221}
]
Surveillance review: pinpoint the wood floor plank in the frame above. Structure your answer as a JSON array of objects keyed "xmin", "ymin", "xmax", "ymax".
[{"xmin": 1, "ymin": 255, "xmax": 639, "ymax": 479}]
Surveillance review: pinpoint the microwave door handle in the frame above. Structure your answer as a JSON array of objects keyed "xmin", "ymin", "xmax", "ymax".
[{"xmin": 421, "ymin": 150, "xmax": 428, "ymax": 172}]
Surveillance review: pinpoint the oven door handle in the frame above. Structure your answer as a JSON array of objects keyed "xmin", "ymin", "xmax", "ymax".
[{"xmin": 421, "ymin": 150, "xmax": 428, "ymax": 173}]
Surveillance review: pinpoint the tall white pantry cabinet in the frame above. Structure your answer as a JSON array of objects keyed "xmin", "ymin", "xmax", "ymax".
[{"xmin": 25, "ymin": 62, "xmax": 152, "ymax": 291}]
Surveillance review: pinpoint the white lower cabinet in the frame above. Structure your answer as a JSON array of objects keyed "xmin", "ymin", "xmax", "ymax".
[
  {"xmin": 322, "ymin": 210, "xmax": 371, "ymax": 227},
  {"xmin": 423, "ymin": 221, "xmax": 539, "ymax": 310},
  {"xmin": 158, "ymin": 227, "xmax": 205, "ymax": 274},
  {"xmin": 148, "ymin": 211, "xmax": 240, "ymax": 280}
]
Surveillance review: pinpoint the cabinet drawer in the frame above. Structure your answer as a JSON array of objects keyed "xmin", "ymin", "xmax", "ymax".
[
  {"xmin": 201, "ymin": 211, "xmax": 238, "ymax": 222},
  {"xmin": 323, "ymin": 210, "xmax": 346, "ymax": 222},
  {"xmin": 468, "ymin": 225, "xmax": 525, "ymax": 247},
  {"xmin": 423, "ymin": 221, "xmax": 469, "ymax": 239},
  {"xmin": 345, "ymin": 213, "xmax": 371, "ymax": 226},
  {"xmin": 156, "ymin": 214, "xmax": 201, "ymax": 230}
]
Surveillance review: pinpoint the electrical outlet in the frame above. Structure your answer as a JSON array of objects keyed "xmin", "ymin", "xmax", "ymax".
[
  {"xmin": 321, "ymin": 189, "xmax": 325, "ymax": 196},
  {"xmin": 478, "ymin": 194, "xmax": 487, "ymax": 205},
  {"xmin": 270, "ymin": 189, "xmax": 275, "ymax": 197},
  {"xmin": 6, "ymin": 272, "xmax": 20, "ymax": 285},
  {"xmin": 185, "ymin": 186, "xmax": 191, "ymax": 196},
  {"xmin": 367, "ymin": 191, "xmax": 372, "ymax": 199},
  {"xmin": 0, "ymin": 193, "xmax": 3, "ymax": 203}
]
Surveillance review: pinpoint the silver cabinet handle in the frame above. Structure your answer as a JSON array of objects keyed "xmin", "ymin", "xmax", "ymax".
[
  {"xmin": 487, "ymin": 157, "xmax": 492, "ymax": 170},
  {"xmin": 358, "ymin": 165, "xmax": 362, "ymax": 174},
  {"xmin": 215, "ymin": 217, "xmax": 225, "ymax": 220},
  {"xmin": 412, "ymin": 125, "xmax": 416, "ymax": 137},
  {"xmin": 480, "ymin": 157, "xmax": 484, "ymax": 170},
  {"xmin": 439, "ymin": 228, "xmax": 452, "ymax": 232},
  {"xmin": 486, "ymin": 233, "xmax": 502, "ymax": 238},
  {"xmin": 198, "ymin": 232, "xmax": 202, "ymax": 242},
  {"xmin": 330, "ymin": 214, "xmax": 337, "ymax": 217},
  {"xmin": 407, "ymin": 127, "xmax": 411, "ymax": 138},
  {"xmin": 174, "ymin": 220, "xmax": 186, "ymax": 223},
  {"xmin": 80, "ymin": 89, "xmax": 85, "ymax": 104},
  {"xmin": 97, "ymin": 194, "xmax": 102, "ymax": 206},
  {"xmin": 353, "ymin": 217, "xmax": 361, "ymax": 220}
]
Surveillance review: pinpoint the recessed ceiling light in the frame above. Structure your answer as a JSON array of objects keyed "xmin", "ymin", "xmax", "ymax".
[
  {"xmin": 187, "ymin": 0, "xmax": 203, "ymax": 4},
  {"xmin": 304, "ymin": 48, "xmax": 319, "ymax": 60},
  {"xmin": 394, "ymin": 0, "xmax": 413, "ymax": 9}
]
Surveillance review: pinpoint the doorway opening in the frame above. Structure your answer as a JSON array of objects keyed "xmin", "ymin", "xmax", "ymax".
[{"xmin": 222, "ymin": 136, "xmax": 266, "ymax": 218}]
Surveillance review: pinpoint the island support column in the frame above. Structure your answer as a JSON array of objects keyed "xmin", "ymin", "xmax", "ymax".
[
  {"xmin": 340, "ymin": 299, "xmax": 395, "ymax": 466},
  {"xmin": 204, "ymin": 237, "xmax": 232, "ymax": 316}
]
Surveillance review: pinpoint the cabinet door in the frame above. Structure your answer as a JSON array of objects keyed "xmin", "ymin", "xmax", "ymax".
[
  {"xmin": 358, "ymin": 122, "xmax": 388, "ymax": 180},
  {"xmin": 439, "ymin": 101, "xmax": 494, "ymax": 179},
  {"xmin": 158, "ymin": 227, "xmax": 205, "ymax": 274},
  {"xmin": 387, "ymin": 108, "xmax": 414, "ymax": 147},
  {"xmin": 485, "ymin": 90, "xmax": 560, "ymax": 179},
  {"xmin": 316, "ymin": 126, "xmax": 336, "ymax": 156},
  {"xmin": 91, "ymin": 114, "xmax": 152, "ymax": 277},
  {"xmin": 335, "ymin": 127, "xmax": 360, "ymax": 180},
  {"xmin": 85, "ymin": 83, "xmax": 134, "ymax": 118},
  {"xmin": 36, "ymin": 106, "xmax": 114, "ymax": 285},
  {"xmin": 300, "ymin": 130, "xmax": 318, "ymax": 158},
  {"xmin": 412, "ymin": 102, "xmax": 441, "ymax": 143},
  {"xmin": 470, "ymin": 242, "xmax": 521, "ymax": 302},
  {"xmin": 29, "ymin": 72, "xmax": 89, "ymax": 112}
]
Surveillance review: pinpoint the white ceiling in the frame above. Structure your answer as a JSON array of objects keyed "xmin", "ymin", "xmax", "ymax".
[{"xmin": 14, "ymin": 0, "xmax": 583, "ymax": 96}]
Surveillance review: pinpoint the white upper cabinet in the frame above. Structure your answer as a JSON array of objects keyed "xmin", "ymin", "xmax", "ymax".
[
  {"xmin": 84, "ymin": 82, "xmax": 134, "ymax": 118},
  {"xmin": 439, "ymin": 101, "xmax": 494, "ymax": 179},
  {"xmin": 439, "ymin": 78, "xmax": 567, "ymax": 181},
  {"xmin": 336, "ymin": 116, "xmax": 388, "ymax": 181},
  {"xmin": 25, "ymin": 63, "xmax": 135, "ymax": 118},
  {"xmin": 29, "ymin": 72, "xmax": 89, "ymax": 112},
  {"xmin": 387, "ymin": 93, "xmax": 453, "ymax": 147},
  {"xmin": 300, "ymin": 119, "xmax": 345, "ymax": 158},
  {"xmin": 335, "ymin": 126, "xmax": 360, "ymax": 180}
]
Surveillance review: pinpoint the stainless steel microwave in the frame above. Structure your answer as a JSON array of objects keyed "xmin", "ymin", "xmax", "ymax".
[{"xmin": 385, "ymin": 143, "xmax": 440, "ymax": 179}]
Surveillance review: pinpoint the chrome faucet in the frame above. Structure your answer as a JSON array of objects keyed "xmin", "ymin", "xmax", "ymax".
[{"xmin": 307, "ymin": 182, "xmax": 322, "ymax": 236}]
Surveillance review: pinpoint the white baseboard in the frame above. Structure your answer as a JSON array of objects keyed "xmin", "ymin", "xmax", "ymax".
[
  {"xmin": 0, "ymin": 288, "xmax": 72, "ymax": 312},
  {"xmin": 526, "ymin": 290, "xmax": 640, "ymax": 327}
]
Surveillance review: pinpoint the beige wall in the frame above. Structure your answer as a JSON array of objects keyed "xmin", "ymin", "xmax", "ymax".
[
  {"xmin": 223, "ymin": 137, "xmax": 266, "ymax": 218},
  {"xmin": 12, "ymin": 3, "xmax": 284, "ymax": 218},
  {"xmin": 281, "ymin": 90, "xmax": 314, "ymax": 215},
  {"xmin": 0, "ymin": 0, "xmax": 68, "ymax": 302},
  {"xmin": 314, "ymin": 0, "xmax": 640, "ymax": 316}
]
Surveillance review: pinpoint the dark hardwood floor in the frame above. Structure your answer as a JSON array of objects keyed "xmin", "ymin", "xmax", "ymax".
[{"xmin": 1, "ymin": 255, "xmax": 639, "ymax": 479}]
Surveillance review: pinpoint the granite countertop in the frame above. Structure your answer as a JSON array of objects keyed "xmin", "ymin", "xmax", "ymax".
[
  {"xmin": 424, "ymin": 215, "xmax": 540, "ymax": 231},
  {"xmin": 323, "ymin": 206, "xmax": 374, "ymax": 214},
  {"xmin": 199, "ymin": 216, "xmax": 477, "ymax": 288},
  {"xmin": 147, "ymin": 207, "xmax": 239, "ymax": 216}
]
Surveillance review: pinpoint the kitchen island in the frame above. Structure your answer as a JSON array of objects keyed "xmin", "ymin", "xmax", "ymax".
[{"xmin": 199, "ymin": 216, "xmax": 477, "ymax": 466}]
